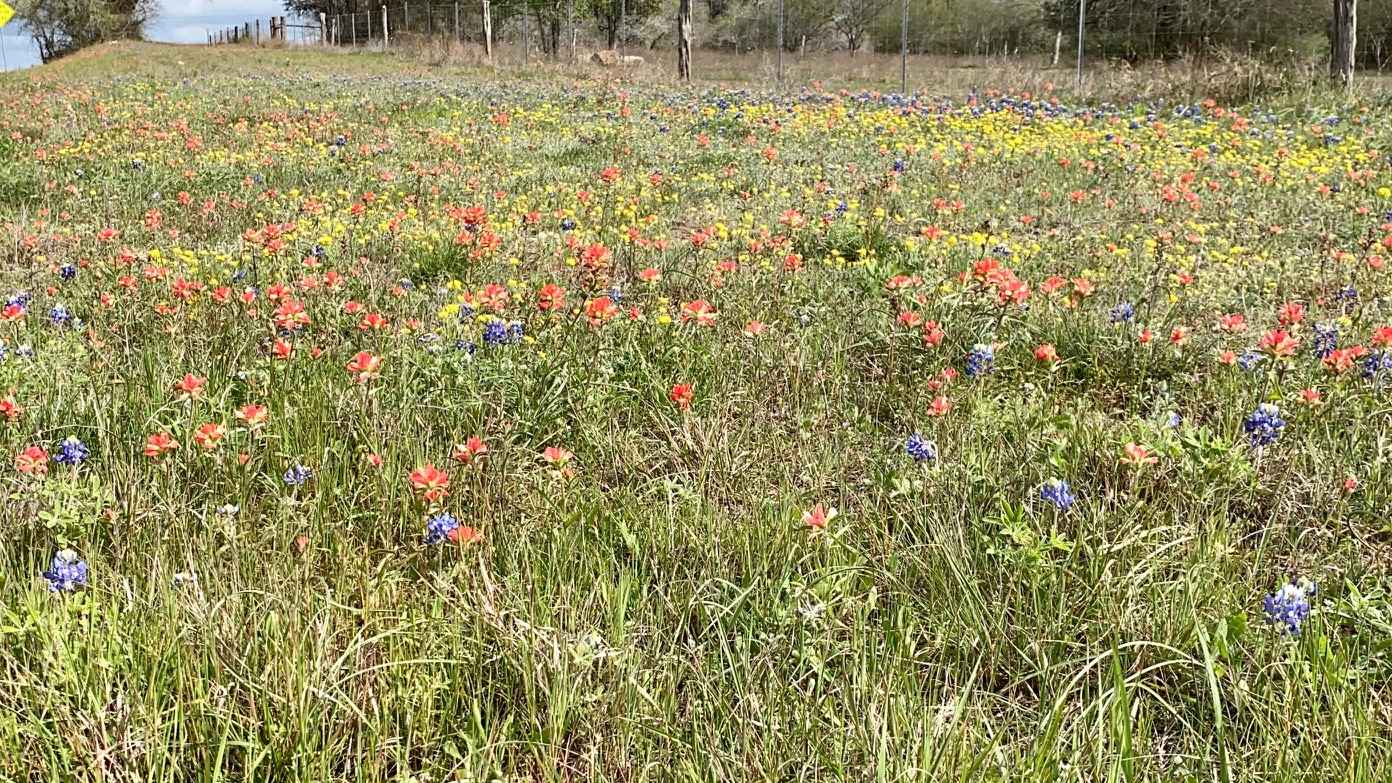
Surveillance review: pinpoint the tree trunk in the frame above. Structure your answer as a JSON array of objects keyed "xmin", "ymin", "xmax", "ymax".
[
  {"xmin": 1331, "ymin": 0, "xmax": 1356, "ymax": 88},
  {"xmin": 677, "ymin": 0, "xmax": 692, "ymax": 81}
]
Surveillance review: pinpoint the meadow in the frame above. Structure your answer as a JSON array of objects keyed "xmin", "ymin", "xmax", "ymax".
[{"xmin": 1, "ymin": 41, "xmax": 1391, "ymax": 782}]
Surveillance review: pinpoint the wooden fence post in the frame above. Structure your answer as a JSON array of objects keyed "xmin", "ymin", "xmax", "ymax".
[
  {"xmin": 319, "ymin": 13, "xmax": 327, "ymax": 45},
  {"xmin": 482, "ymin": 1, "xmax": 492, "ymax": 60},
  {"xmin": 1332, "ymin": 0, "xmax": 1356, "ymax": 88},
  {"xmin": 454, "ymin": 2, "xmax": 460, "ymax": 42},
  {"xmin": 255, "ymin": 19, "xmax": 261, "ymax": 45},
  {"xmin": 677, "ymin": 0, "xmax": 691, "ymax": 81},
  {"xmin": 382, "ymin": 5, "xmax": 389, "ymax": 49}
]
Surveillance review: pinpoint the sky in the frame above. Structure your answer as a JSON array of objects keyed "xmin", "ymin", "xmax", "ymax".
[{"xmin": 2, "ymin": 0, "xmax": 289, "ymax": 71}]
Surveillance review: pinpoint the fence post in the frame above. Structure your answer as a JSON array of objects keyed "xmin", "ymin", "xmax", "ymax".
[
  {"xmin": 900, "ymin": 0, "xmax": 908, "ymax": 94},
  {"xmin": 677, "ymin": 0, "xmax": 691, "ymax": 82},
  {"xmin": 427, "ymin": 3, "xmax": 432, "ymax": 36},
  {"xmin": 1332, "ymin": 0, "xmax": 1356, "ymax": 88},
  {"xmin": 620, "ymin": 0, "xmax": 627, "ymax": 58},
  {"xmin": 404, "ymin": 2, "xmax": 410, "ymax": 34},
  {"xmin": 482, "ymin": 0, "xmax": 492, "ymax": 60},
  {"xmin": 319, "ymin": 13, "xmax": 326, "ymax": 45},
  {"xmin": 775, "ymin": 0, "xmax": 784, "ymax": 86},
  {"xmin": 1076, "ymin": 0, "xmax": 1086, "ymax": 90},
  {"xmin": 383, "ymin": 5, "xmax": 389, "ymax": 49},
  {"xmin": 568, "ymin": 0, "xmax": 576, "ymax": 62},
  {"xmin": 244, "ymin": 22, "xmax": 251, "ymax": 43},
  {"xmin": 523, "ymin": 2, "xmax": 530, "ymax": 65},
  {"xmin": 454, "ymin": 3, "xmax": 460, "ymax": 42},
  {"xmin": 280, "ymin": 17, "xmax": 287, "ymax": 41},
  {"xmin": 367, "ymin": 9, "xmax": 372, "ymax": 43}
]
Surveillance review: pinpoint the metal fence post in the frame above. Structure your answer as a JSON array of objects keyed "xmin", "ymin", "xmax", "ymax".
[
  {"xmin": 900, "ymin": 0, "xmax": 908, "ymax": 94},
  {"xmin": 1076, "ymin": 0, "xmax": 1086, "ymax": 90},
  {"xmin": 776, "ymin": 0, "xmax": 784, "ymax": 86}
]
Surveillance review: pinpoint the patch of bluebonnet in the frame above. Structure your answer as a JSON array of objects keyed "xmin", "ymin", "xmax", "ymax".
[
  {"xmin": 44, "ymin": 550, "xmax": 88, "ymax": 593},
  {"xmin": 1040, "ymin": 478, "xmax": 1076, "ymax": 511},
  {"xmin": 1263, "ymin": 577, "xmax": 1316, "ymax": 635},
  {"xmin": 424, "ymin": 512, "xmax": 460, "ymax": 544},
  {"xmin": 1244, "ymin": 403, "xmax": 1285, "ymax": 447}
]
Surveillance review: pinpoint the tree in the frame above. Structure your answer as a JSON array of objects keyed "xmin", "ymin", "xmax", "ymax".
[
  {"xmin": 584, "ymin": 0, "xmax": 662, "ymax": 49},
  {"xmin": 832, "ymin": 0, "xmax": 892, "ymax": 55},
  {"xmin": 1332, "ymin": 0, "xmax": 1357, "ymax": 86},
  {"xmin": 16, "ymin": 0, "xmax": 156, "ymax": 63}
]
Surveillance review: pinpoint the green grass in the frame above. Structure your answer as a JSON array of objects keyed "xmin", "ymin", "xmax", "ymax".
[{"xmin": 0, "ymin": 41, "xmax": 1390, "ymax": 782}]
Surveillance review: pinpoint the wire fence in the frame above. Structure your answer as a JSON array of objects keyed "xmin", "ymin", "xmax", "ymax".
[{"xmin": 205, "ymin": 1, "xmax": 1392, "ymax": 89}]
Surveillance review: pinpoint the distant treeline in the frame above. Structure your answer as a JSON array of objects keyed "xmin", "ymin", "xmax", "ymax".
[{"xmin": 279, "ymin": 0, "xmax": 1392, "ymax": 67}]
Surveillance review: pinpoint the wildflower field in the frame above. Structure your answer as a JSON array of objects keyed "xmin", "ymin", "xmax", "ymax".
[{"xmin": 3, "ymin": 43, "xmax": 1392, "ymax": 781}]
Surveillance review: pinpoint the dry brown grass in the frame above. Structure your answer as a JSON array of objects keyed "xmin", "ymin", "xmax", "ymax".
[{"xmin": 8, "ymin": 38, "xmax": 1373, "ymax": 107}]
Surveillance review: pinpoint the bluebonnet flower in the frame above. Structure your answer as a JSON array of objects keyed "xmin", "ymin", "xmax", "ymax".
[
  {"xmin": 607, "ymin": 286, "xmax": 624, "ymax": 303},
  {"xmin": 1237, "ymin": 349, "xmax": 1265, "ymax": 372},
  {"xmin": 1163, "ymin": 411, "xmax": 1183, "ymax": 429},
  {"xmin": 58, "ymin": 264, "xmax": 77, "ymax": 282},
  {"xmin": 151, "ymin": 191, "xmax": 162, "ymax": 201},
  {"xmin": 482, "ymin": 318, "xmax": 509, "ymax": 347},
  {"xmin": 398, "ymin": 279, "xmax": 414, "ymax": 290},
  {"xmin": 49, "ymin": 305, "xmax": 72, "ymax": 327},
  {"xmin": 457, "ymin": 303, "xmax": 476, "ymax": 320},
  {"xmin": 1361, "ymin": 350, "xmax": 1392, "ymax": 380},
  {"xmin": 560, "ymin": 216, "xmax": 576, "ymax": 231},
  {"xmin": 1244, "ymin": 403, "xmax": 1285, "ymax": 447},
  {"xmin": 456, "ymin": 340, "xmax": 478, "ymax": 354},
  {"xmin": 1312, "ymin": 324, "xmax": 1338, "ymax": 359},
  {"xmin": 507, "ymin": 321, "xmax": 525, "ymax": 343},
  {"xmin": 1040, "ymin": 478, "xmax": 1076, "ymax": 511},
  {"xmin": 1334, "ymin": 285, "xmax": 1358, "ymax": 305},
  {"xmin": 132, "ymin": 159, "xmax": 143, "ymax": 170},
  {"xmin": 43, "ymin": 549, "xmax": 88, "ymax": 593},
  {"xmin": 424, "ymin": 512, "xmax": 460, "ymax": 544},
  {"xmin": 892, "ymin": 159, "xmax": 905, "ymax": 172},
  {"xmin": 1110, "ymin": 303, "xmax": 1135, "ymax": 323},
  {"xmin": 966, "ymin": 344, "xmax": 995, "ymax": 378},
  {"xmin": 53, "ymin": 436, "xmax": 90, "ymax": 467},
  {"xmin": 904, "ymin": 434, "xmax": 936, "ymax": 463},
  {"xmin": 1263, "ymin": 577, "xmax": 1316, "ymax": 635},
  {"xmin": 5, "ymin": 291, "xmax": 30, "ymax": 309},
  {"xmin": 283, "ymin": 462, "xmax": 314, "ymax": 486}
]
